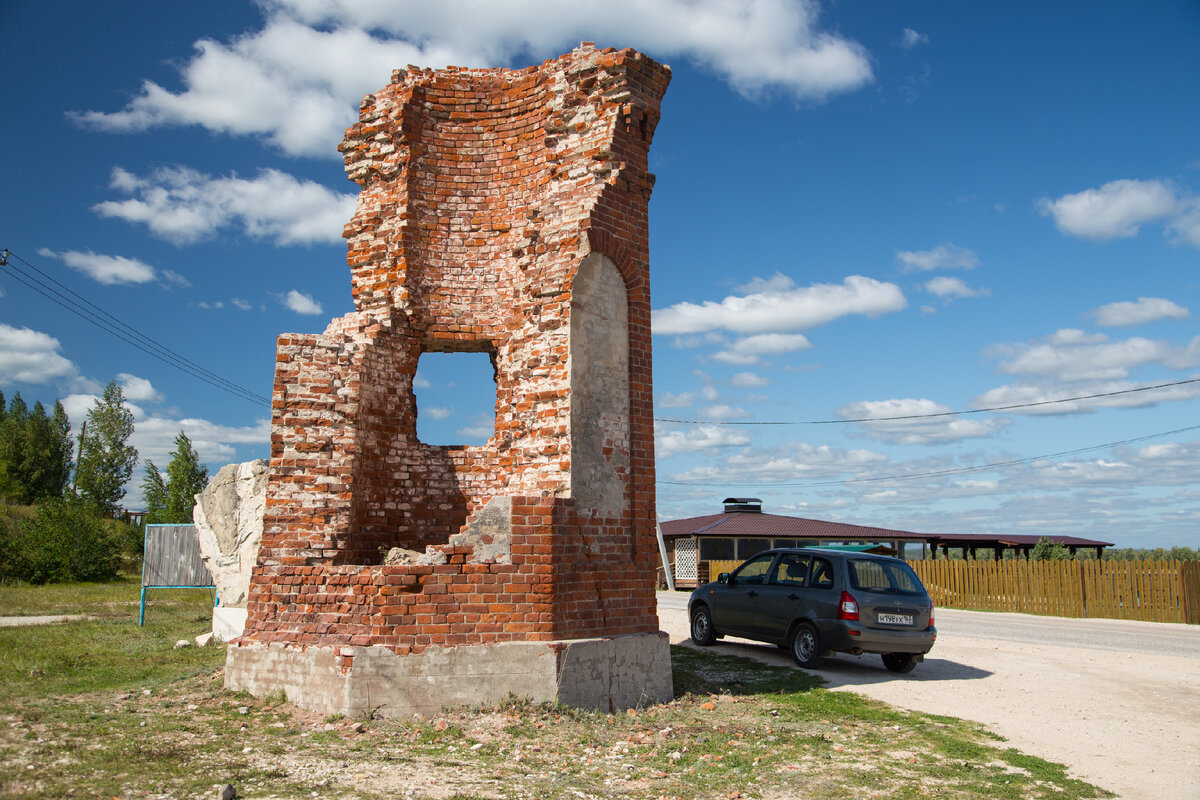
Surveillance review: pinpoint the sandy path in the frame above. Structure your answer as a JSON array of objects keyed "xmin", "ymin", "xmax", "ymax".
[
  {"xmin": 657, "ymin": 603, "xmax": 1200, "ymax": 800},
  {"xmin": 0, "ymin": 614, "xmax": 95, "ymax": 627}
]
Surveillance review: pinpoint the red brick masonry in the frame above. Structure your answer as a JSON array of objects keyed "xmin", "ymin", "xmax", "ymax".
[{"xmin": 235, "ymin": 45, "xmax": 671, "ymax": 664}]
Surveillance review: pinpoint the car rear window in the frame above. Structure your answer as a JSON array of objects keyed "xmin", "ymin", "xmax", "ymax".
[{"xmin": 848, "ymin": 559, "xmax": 925, "ymax": 595}]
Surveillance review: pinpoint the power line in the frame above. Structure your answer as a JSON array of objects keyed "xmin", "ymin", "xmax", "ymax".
[
  {"xmin": 654, "ymin": 376, "xmax": 1200, "ymax": 426},
  {"xmin": 0, "ymin": 248, "xmax": 270, "ymax": 406},
  {"xmin": 658, "ymin": 422, "xmax": 1200, "ymax": 489}
]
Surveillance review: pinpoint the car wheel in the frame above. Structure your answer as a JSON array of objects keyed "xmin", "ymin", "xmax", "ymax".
[
  {"xmin": 881, "ymin": 653, "xmax": 918, "ymax": 674},
  {"xmin": 690, "ymin": 605, "xmax": 717, "ymax": 646},
  {"xmin": 790, "ymin": 622, "xmax": 823, "ymax": 669}
]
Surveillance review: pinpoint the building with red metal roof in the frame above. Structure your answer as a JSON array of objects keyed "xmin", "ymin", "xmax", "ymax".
[{"xmin": 658, "ymin": 498, "xmax": 1112, "ymax": 588}]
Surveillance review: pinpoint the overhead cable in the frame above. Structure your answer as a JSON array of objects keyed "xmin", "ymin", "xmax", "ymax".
[
  {"xmin": 654, "ymin": 376, "xmax": 1200, "ymax": 426},
  {"xmin": 0, "ymin": 248, "xmax": 269, "ymax": 406},
  {"xmin": 658, "ymin": 423, "xmax": 1200, "ymax": 489}
]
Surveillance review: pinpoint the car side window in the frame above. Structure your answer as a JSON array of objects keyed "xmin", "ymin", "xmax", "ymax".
[
  {"xmin": 733, "ymin": 553, "xmax": 775, "ymax": 585},
  {"xmin": 770, "ymin": 553, "xmax": 809, "ymax": 586},
  {"xmin": 809, "ymin": 558, "xmax": 834, "ymax": 590}
]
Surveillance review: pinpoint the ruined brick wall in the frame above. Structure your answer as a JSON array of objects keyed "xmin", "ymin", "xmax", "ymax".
[{"xmin": 238, "ymin": 45, "xmax": 670, "ymax": 654}]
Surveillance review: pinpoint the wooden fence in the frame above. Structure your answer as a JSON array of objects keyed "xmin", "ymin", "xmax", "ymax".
[{"xmin": 910, "ymin": 559, "xmax": 1200, "ymax": 624}]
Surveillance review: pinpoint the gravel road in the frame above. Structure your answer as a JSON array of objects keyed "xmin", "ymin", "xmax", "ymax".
[{"xmin": 657, "ymin": 592, "xmax": 1200, "ymax": 800}]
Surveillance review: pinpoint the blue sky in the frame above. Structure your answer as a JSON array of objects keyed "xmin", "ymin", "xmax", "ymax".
[{"xmin": 1, "ymin": 1, "xmax": 1197, "ymax": 547}]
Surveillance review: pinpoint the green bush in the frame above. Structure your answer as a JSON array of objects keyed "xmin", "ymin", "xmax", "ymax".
[
  {"xmin": 1030, "ymin": 536, "xmax": 1071, "ymax": 561},
  {"xmin": 0, "ymin": 498, "xmax": 121, "ymax": 583}
]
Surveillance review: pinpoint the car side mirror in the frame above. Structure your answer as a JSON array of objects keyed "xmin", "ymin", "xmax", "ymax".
[{"xmin": 718, "ymin": 572, "xmax": 731, "ymax": 584}]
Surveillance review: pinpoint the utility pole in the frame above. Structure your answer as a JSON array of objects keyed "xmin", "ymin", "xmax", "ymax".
[{"xmin": 72, "ymin": 420, "xmax": 86, "ymax": 493}]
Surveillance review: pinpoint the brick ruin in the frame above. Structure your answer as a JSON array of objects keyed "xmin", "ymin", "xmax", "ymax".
[{"xmin": 224, "ymin": 45, "xmax": 673, "ymax": 715}]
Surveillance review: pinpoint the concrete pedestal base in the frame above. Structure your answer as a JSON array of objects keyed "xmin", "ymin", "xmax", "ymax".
[
  {"xmin": 225, "ymin": 632, "xmax": 673, "ymax": 717},
  {"xmin": 212, "ymin": 607, "xmax": 248, "ymax": 642}
]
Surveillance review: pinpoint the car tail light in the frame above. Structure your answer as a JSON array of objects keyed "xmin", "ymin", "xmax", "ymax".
[
  {"xmin": 837, "ymin": 591, "xmax": 859, "ymax": 621},
  {"xmin": 929, "ymin": 605, "xmax": 935, "ymax": 627}
]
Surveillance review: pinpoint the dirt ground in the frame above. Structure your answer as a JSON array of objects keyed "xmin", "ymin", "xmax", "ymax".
[{"xmin": 657, "ymin": 604, "xmax": 1200, "ymax": 800}]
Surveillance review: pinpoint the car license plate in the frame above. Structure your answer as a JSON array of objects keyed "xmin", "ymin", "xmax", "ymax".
[{"xmin": 878, "ymin": 613, "xmax": 913, "ymax": 625}]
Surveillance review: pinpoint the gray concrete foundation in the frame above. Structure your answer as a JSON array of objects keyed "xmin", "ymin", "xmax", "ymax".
[{"xmin": 225, "ymin": 632, "xmax": 673, "ymax": 717}]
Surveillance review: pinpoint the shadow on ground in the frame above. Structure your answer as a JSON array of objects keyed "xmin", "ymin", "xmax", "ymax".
[{"xmin": 677, "ymin": 637, "xmax": 992, "ymax": 689}]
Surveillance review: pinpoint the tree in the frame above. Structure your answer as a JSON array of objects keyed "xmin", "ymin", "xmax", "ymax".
[
  {"xmin": 0, "ymin": 393, "xmax": 72, "ymax": 503},
  {"xmin": 143, "ymin": 432, "xmax": 208, "ymax": 524},
  {"xmin": 141, "ymin": 460, "xmax": 168, "ymax": 524},
  {"xmin": 0, "ymin": 392, "xmax": 28, "ymax": 501},
  {"xmin": 46, "ymin": 401, "xmax": 73, "ymax": 498},
  {"xmin": 74, "ymin": 381, "xmax": 138, "ymax": 513},
  {"xmin": 164, "ymin": 431, "xmax": 208, "ymax": 522},
  {"xmin": 1030, "ymin": 536, "xmax": 1071, "ymax": 561}
]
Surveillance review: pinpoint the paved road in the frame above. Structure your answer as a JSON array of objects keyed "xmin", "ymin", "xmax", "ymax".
[
  {"xmin": 656, "ymin": 590, "xmax": 1200, "ymax": 800},
  {"xmin": 933, "ymin": 606, "xmax": 1200, "ymax": 658}
]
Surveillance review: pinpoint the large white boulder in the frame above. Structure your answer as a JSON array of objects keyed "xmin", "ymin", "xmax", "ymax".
[{"xmin": 193, "ymin": 460, "xmax": 268, "ymax": 639}]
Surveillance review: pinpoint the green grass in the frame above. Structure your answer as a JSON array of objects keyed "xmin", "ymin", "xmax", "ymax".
[
  {"xmin": 0, "ymin": 572, "xmax": 145, "ymax": 616},
  {"xmin": 0, "ymin": 587, "xmax": 221, "ymax": 700},
  {"xmin": 0, "ymin": 581, "xmax": 1115, "ymax": 800}
]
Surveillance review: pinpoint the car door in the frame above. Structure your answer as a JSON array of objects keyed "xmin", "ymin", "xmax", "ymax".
[
  {"xmin": 803, "ymin": 555, "xmax": 839, "ymax": 624},
  {"xmin": 710, "ymin": 552, "xmax": 777, "ymax": 639},
  {"xmin": 754, "ymin": 552, "xmax": 811, "ymax": 643}
]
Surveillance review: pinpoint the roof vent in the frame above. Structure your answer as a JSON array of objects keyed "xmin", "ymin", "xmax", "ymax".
[{"xmin": 722, "ymin": 497, "xmax": 762, "ymax": 514}]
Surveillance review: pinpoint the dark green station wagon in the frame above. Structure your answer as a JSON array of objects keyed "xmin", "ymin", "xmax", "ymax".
[{"xmin": 688, "ymin": 547, "xmax": 937, "ymax": 673}]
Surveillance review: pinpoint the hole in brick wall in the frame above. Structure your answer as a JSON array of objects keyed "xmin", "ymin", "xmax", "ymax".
[{"xmin": 414, "ymin": 350, "xmax": 497, "ymax": 446}]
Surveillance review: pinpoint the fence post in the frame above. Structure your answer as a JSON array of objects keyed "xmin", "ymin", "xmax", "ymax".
[
  {"xmin": 1080, "ymin": 559, "xmax": 1089, "ymax": 619},
  {"xmin": 1183, "ymin": 561, "xmax": 1200, "ymax": 625}
]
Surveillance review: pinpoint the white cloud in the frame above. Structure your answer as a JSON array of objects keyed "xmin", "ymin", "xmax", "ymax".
[
  {"xmin": 896, "ymin": 243, "xmax": 979, "ymax": 272},
  {"xmin": 0, "ymin": 324, "xmax": 79, "ymax": 384},
  {"xmin": 665, "ymin": 441, "xmax": 887, "ymax": 485},
  {"xmin": 72, "ymin": 16, "xmax": 428, "ymax": 158},
  {"xmin": 93, "ymin": 166, "xmax": 355, "ymax": 245},
  {"xmin": 130, "ymin": 413, "xmax": 271, "ymax": 491},
  {"xmin": 38, "ymin": 248, "xmax": 156, "ymax": 285},
  {"xmin": 899, "ymin": 28, "xmax": 929, "ymax": 49},
  {"xmin": 1022, "ymin": 458, "xmax": 1138, "ymax": 490},
  {"xmin": 733, "ymin": 273, "xmax": 796, "ymax": 294},
  {"xmin": 656, "ymin": 391, "xmax": 697, "ymax": 409},
  {"xmin": 729, "ymin": 371, "xmax": 769, "ymax": 388},
  {"xmin": 698, "ymin": 404, "xmax": 749, "ymax": 421},
  {"xmin": 457, "ymin": 415, "xmax": 496, "ymax": 440},
  {"xmin": 231, "ymin": 298, "xmax": 255, "ymax": 311},
  {"xmin": 653, "ymin": 274, "xmax": 905, "ymax": 336},
  {"xmin": 412, "ymin": 373, "xmax": 431, "ymax": 390},
  {"xmin": 1044, "ymin": 328, "xmax": 1108, "ymax": 346},
  {"xmin": 160, "ymin": 270, "xmax": 192, "ymax": 289},
  {"xmin": 656, "ymin": 424, "xmax": 751, "ymax": 456},
  {"xmin": 424, "ymin": 405, "xmax": 454, "ymax": 420},
  {"xmin": 987, "ymin": 329, "xmax": 1200, "ymax": 382},
  {"xmin": 712, "ymin": 333, "xmax": 812, "ymax": 365},
  {"xmin": 1170, "ymin": 200, "xmax": 1200, "ymax": 247},
  {"xmin": 75, "ymin": 1, "xmax": 872, "ymax": 159},
  {"xmin": 1089, "ymin": 297, "xmax": 1189, "ymax": 327},
  {"xmin": 1038, "ymin": 179, "xmax": 1178, "ymax": 240},
  {"xmin": 1127, "ymin": 440, "xmax": 1200, "ymax": 477},
  {"xmin": 837, "ymin": 398, "xmax": 1009, "ymax": 445},
  {"xmin": 924, "ymin": 276, "xmax": 990, "ymax": 300},
  {"xmin": 283, "ymin": 289, "xmax": 324, "ymax": 315},
  {"xmin": 117, "ymin": 373, "xmax": 164, "ymax": 404}
]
